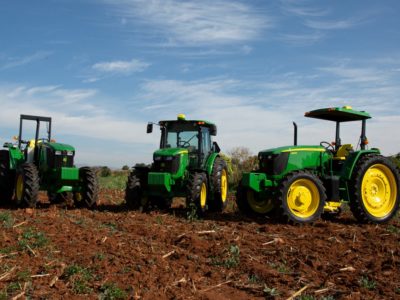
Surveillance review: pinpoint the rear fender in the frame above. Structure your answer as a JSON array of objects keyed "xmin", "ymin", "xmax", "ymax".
[
  {"xmin": 7, "ymin": 147, "xmax": 24, "ymax": 170},
  {"xmin": 341, "ymin": 149, "xmax": 380, "ymax": 180}
]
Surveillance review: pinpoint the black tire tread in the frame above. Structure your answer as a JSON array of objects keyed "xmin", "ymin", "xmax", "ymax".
[
  {"xmin": 186, "ymin": 172, "xmax": 208, "ymax": 215},
  {"xmin": 125, "ymin": 171, "xmax": 143, "ymax": 210},
  {"xmin": 349, "ymin": 155, "xmax": 400, "ymax": 223},
  {"xmin": 278, "ymin": 170, "xmax": 326, "ymax": 224},
  {"xmin": 17, "ymin": 163, "xmax": 40, "ymax": 208},
  {"xmin": 209, "ymin": 157, "xmax": 228, "ymax": 212},
  {"xmin": 76, "ymin": 167, "xmax": 99, "ymax": 208},
  {"xmin": 0, "ymin": 150, "xmax": 14, "ymax": 203}
]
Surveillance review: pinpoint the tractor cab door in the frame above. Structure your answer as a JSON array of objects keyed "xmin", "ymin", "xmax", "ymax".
[{"xmin": 200, "ymin": 127, "xmax": 212, "ymax": 168}]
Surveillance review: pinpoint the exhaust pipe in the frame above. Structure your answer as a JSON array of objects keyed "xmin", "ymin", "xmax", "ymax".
[{"xmin": 293, "ymin": 122, "xmax": 297, "ymax": 146}]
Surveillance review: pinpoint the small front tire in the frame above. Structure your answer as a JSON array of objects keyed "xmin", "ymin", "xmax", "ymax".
[
  {"xmin": 75, "ymin": 167, "xmax": 98, "ymax": 208},
  {"xmin": 186, "ymin": 172, "xmax": 208, "ymax": 215},
  {"xmin": 278, "ymin": 171, "xmax": 326, "ymax": 224}
]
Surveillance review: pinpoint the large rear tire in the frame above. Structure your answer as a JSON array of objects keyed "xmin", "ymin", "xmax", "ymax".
[
  {"xmin": 0, "ymin": 150, "xmax": 14, "ymax": 203},
  {"xmin": 278, "ymin": 171, "xmax": 326, "ymax": 224},
  {"xmin": 350, "ymin": 155, "xmax": 400, "ymax": 223},
  {"xmin": 209, "ymin": 157, "xmax": 228, "ymax": 212},
  {"xmin": 74, "ymin": 167, "xmax": 98, "ymax": 208},
  {"xmin": 186, "ymin": 172, "xmax": 208, "ymax": 215},
  {"xmin": 125, "ymin": 170, "xmax": 148, "ymax": 211},
  {"xmin": 15, "ymin": 163, "xmax": 40, "ymax": 208}
]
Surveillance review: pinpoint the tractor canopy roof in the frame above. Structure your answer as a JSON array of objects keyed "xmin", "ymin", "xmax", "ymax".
[
  {"xmin": 159, "ymin": 114, "xmax": 217, "ymax": 135},
  {"xmin": 305, "ymin": 106, "xmax": 371, "ymax": 122}
]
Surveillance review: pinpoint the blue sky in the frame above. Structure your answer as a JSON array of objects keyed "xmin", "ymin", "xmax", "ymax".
[{"xmin": 1, "ymin": 0, "xmax": 400, "ymax": 167}]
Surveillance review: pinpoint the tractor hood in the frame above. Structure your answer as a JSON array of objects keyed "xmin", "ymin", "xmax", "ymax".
[
  {"xmin": 45, "ymin": 142, "xmax": 75, "ymax": 152},
  {"xmin": 259, "ymin": 145, "xmax": 326, "ymax": 156},
  {"xmin": 153, "ymin": 148, "xmax": 188, "ymax": 158}
]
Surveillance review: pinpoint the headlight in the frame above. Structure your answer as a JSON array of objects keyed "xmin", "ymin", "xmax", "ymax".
[
  {"xmin": 55, "ymin": 150, "xmax": 62, "ymax": 155},
  {"xmin": 164, "ymin": 156, "xmax": 174, "ymax": 161},
  {"xmin": 67, "ymin": 151, "xmax": 74, "ymax": 156},
  {"xmin": 154, "ymin": 156, "xmax": 162, "ymax": 161}
]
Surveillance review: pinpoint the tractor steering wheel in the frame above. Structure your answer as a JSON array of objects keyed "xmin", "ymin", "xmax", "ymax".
[
  {"xmin": 179, "ymin": 140, "xmax": 191, "ymax": 147},
  {"xmin": 320, "ymin": 141, "xmax": 334, "ymax": 152}
]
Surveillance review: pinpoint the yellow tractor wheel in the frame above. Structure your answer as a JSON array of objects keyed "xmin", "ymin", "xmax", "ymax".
[
  {"xmin": 279, "ymin": 171, "xmax": 326, "ymax": 224},
  {"xmin": 350, "ymin": 155, "xmax": 400, "ymax": 223}
]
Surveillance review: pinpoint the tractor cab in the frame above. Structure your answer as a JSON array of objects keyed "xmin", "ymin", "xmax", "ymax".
[
  {"xmin": 129, "ymin": 114, "xmax": 227, "ymax": 213},
  {"xmin": 148, "ymin": 114, "xmax": 219, "ymax": 170},
  {"xmin": 11, "ymin": 115, "xmax": 75, "ymax": 171},
  {"xmin": 305, "ymin": 106, "xmax": 371, "ymax": 160}
]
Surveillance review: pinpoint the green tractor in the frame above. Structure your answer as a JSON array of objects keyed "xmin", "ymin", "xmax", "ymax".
[
  {"xmin": 125, "ymin": 114, "xmax": 228, "ymax": 214},
  {"xmin": 237, "ymin": 106, "xmax": 400, "ymax": 224},
  {"xmin": 0, "ymin": 115, "xmax": 98, "ymax": 208}
]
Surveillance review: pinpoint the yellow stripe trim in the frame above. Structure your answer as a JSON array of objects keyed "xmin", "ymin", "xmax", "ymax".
[
  {"xmin": 282, "ymin": 148, "xmax": 326, "ymax": 153},
  {"xmin": 177, "ymin": 150, "xmax": 188, "ymax": 154}
]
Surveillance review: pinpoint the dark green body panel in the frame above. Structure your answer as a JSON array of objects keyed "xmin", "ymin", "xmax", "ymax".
[
  {"xmin": 4, "ymin": 141, "xmax": 82, "ymax": 194},
  {"xmin": 145, "ymin": 121, "xmax": 221, "ymax": 197},
  {"xmin": 243, "ymin": 144, "xmax": 380, "ymax": 203}
]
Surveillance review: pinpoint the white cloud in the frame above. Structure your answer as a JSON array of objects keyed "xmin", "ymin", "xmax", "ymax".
[
  {"xmin": 281, "ymin": 0, "xmax": 329, "ymax": 17},
  {"xmin": 318, "ymin": 66, "xmax": 389, "ymax": 83},
  {"xmin": 92, "ymin": 58, "xmax": 150, "ymax": 74},
  {"xmin": 279, "ymin": 32, "xmax": 325, "ymax": 45},
  {"xmin": 104, "ymin": 0, "xmax": 269, "ymax": 46},
  {"xmin": 1, "ymin": 51, "xmax": 53, "ymax": 70},
  {"xmin": 305, "ymin": 18, "xmax": 362, "ymax": 30}
]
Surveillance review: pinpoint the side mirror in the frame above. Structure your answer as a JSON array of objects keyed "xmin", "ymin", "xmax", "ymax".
[
  {"xmin": 146, "ymin": 122, "xmax": 153, "ymax": 134},
  {"xmin": 212, "ymin": 141, "xmax": 221, "ymax": 153}
]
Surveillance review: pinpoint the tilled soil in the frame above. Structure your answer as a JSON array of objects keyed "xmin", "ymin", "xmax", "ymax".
[{"xmin": 0, "ymin": 189, "xmax": 399, "ymax": 300}]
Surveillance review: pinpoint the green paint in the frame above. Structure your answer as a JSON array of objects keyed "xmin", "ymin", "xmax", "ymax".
[{"xmin": 239, "ymin": 106, "xmax": 383, "ymax": 211}]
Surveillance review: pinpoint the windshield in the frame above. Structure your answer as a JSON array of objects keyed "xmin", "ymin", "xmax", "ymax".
[{"xmin": 162, "ymin": 123, "xmax": 199, "ymax": 151}]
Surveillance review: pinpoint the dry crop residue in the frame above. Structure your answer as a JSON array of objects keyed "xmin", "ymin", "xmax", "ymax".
[{"xmin": 0, "ymin": 190, "xmax": 399, "ymax": 299}]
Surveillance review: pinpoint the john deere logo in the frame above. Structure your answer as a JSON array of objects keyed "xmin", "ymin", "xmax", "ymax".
[{"xmin": 63, "ymin": 156, "xmax": 68, "ymax": 165}]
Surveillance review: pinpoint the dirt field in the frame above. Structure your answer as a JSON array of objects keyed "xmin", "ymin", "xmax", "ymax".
[{"xmin": 1, "ymin": 189, "xmax": 399, "ymax": 300}]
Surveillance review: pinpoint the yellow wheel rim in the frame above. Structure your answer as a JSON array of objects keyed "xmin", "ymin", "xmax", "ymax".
[
  {"xmin": 16, "ymin": 174, "xmax": 24, "ymax": 201},
  {"xmin": 361, "ymin": 164, "xmax": 397, "ymax": 218},
  {"xmin": 221, "ymin": 169, "xmax": 228, "ymax": 203},
  {"xmin": 200, "ymin": 182, "xmax": 207, "ymax": 208},
  {"xmin": 247, "ymin": 190, "xmax": 274, "ymax": 214},
  {"xmin": 287, "ymin": 178, "xmax": 320, "ymax": 218}
]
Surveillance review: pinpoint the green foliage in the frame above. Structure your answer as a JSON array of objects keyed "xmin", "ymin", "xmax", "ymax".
[
  {"xmin": 296, "ymin": 295, "xmax": 315, "ymax": 300},
  {"xmin": 98, "ymin": 172, "xmax": 128, "ymax": 190},
  {"xmin": 320, "ymin": 296, "xmax": 336, "ymax": 300},
  {"xmin": 18, "ymin": 228, "xmax": 48, "ymax": 251},
  {"xmin": 387, "ymin": 225, "xmax": 400, "ymax": 235},
  {"xmin": 359, "ymin": 276, "xmax": 377, "ymax": 290},
  {"xmin": 100, "ymin": 166, "xmax": 112, "ymax": 177},
  {"xmin": 248, "ymin": 274, "xmax": 263, "ymax": 284},
  {"xmin": 155, "ymin": 215, "xmax": 164, "ymax": 225},
  {"xmin": 99, "ymin": 282, "xmax": 128, "ymax": 300},
  {"xmin": 63, "ymin": 264, "xmax": 93, "ymax": 294},
  {"xmin": 268, "ymin": 260, "xmax": 290, "ymax": 274},
  {"xmin": 263, "ymin": 285, "xmax": 279, "ymax": 297},
  {"xmin": 0, "ymin": 212, "xmax": 14, "ymax": 228},
  {"xmin": 121, "ymin": 165, "xmax": 130, "ymax": 171},
  {"xmin": 0, "ymin": 290, "xmax": 7, "ymax": 300},
  {"xmin": 211, "ymin": 244, "xmax": 240, "ymax": 268},
  {"xmin": 227, "ymin": 147, "xmax": 258, "ymax": 191},
  {"xmin": 186, "ymin": 202, "xmax": 199, "ymax": 222}
]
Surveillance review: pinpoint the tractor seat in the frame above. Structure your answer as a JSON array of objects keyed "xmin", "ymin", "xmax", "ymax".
[{"xmin": 334, "ymin": 144, "xmax": 353, "ymax": 160}]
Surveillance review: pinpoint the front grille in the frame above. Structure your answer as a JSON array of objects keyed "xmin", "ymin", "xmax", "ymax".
[
  {"xmin": 259, "ymin": 153, "xmax": 289, "ymax": 175},
  {"xmin": 47, "ymin": 149, "xmax": 74, "ymax": 169},
  {"xmin": 153, "ymin": 156, "xmax": 180, "ymax": 174}
]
